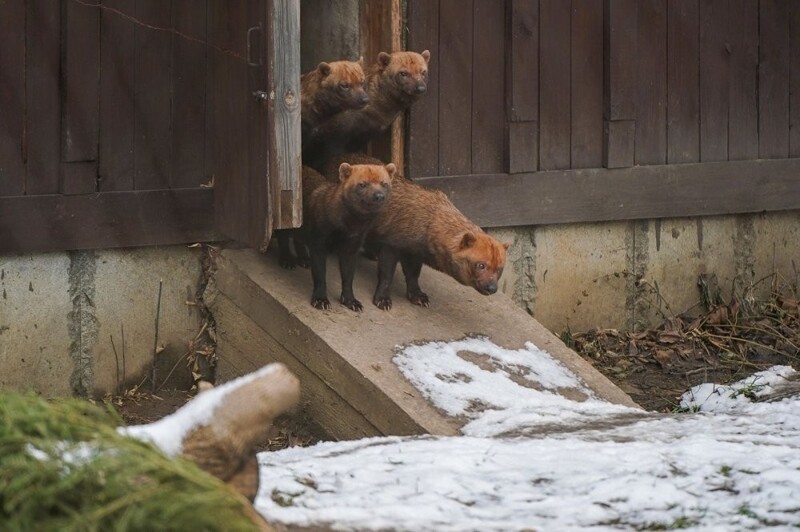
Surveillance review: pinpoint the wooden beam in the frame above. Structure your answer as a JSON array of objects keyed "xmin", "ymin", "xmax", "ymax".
[
  {"xmin": 267, "ymin": 0, "xmax": 302, "ymax": 231},
  {"xmin": 0, "ymin": 188, "xmax": 218, "ymax": 254},
  {"xmin": 415, "ymin": 159, "xmax": 800, "ymax": 228}
]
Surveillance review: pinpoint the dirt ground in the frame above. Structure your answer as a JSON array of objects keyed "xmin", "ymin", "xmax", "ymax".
[
  {"xmin": 567, "ymin": 291, "xmax": 800, "ymax": 411},
  {"xmin": 110, "ymin": 290, "xmax": 800, "ymax": 445}
]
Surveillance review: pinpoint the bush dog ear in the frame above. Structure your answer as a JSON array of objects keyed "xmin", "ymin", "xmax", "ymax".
[
  {"xmin": 421, "ymin": 50, "xmax": 431, "ymax": 64},
  {"xmin": 460, "ymin": 232, "xmax": 476, "ymax": 250},
  {"xmin": 317, "ymin": 62, "xmax": 331, "ymax": 77},
  {"xmin": 358, "ymin": 56, "xmax": 365, "ymax": 67},
  {"xmin": 377, "ymin": 52, "xmax": 392, "ymax": 69},
  {"xmin": 339, "ymin": 163, "xmax": 353, "ymax": 182},
  {"xmin": 384, "ymin": 163, "xmax": 397, "ymax": 179}
]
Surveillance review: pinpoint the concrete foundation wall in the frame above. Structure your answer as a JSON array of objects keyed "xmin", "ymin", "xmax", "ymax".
[
  {"xmin": 2, "ymin": 211, "xmax": 798, "ymax": 396},
  {"xmin": 493, "ymin": 210, "xmax": 800, "ymax": 336},
  {"xmin": 0, "ymin": 246, "xmax": 204, "ymax": 397}
]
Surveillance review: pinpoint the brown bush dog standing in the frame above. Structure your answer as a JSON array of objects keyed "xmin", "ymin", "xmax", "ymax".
[
  {"xmin": 303, "ymin": 50, "xmax": 431, "ymax": 170},
  {"xmin": 300, "ymin": 59, "xmax": 369, "ymax": 148},
  {"xmin": 277, "ymin": 59, "xmax": 370, "ymax": 270},
  {"xmin": 324, "ymin": 155, "xmax": 509, "ymax": 310},
  {"xmin": 301, "ymin": 163, "xmax": 396, "ymax": 311}
]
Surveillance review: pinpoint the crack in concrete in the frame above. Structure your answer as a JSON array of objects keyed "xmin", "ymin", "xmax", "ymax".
[
  {"xmin": 733, "ymin": 215, "xmax": 757, "ymax": 314},
  {"xmin": 508, "ymin": 228, "xmax": 538, "ymax": 317},
  {"xmin": 68, "ymin": 251, "xmax": 97, "ymax": 396},
  {"xmin": 625, "ymin": 221, "xmax": 651, "ymax": 332}
]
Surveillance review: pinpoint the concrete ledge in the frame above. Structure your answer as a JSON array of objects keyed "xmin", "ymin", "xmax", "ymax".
[{"xmin": 211, "ymin": 248, "xmax": 638, "ymax": 439}]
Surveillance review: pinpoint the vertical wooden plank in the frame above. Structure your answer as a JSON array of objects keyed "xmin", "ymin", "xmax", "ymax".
[
  {"xmin": 635, "ymin": 0, "xmax": 667, "ymax": 166},
  {"xmin": 759, "ymin": 0, "xmax": 791, "ymax": 159},
  {"xmin": 407, "ymin": 0, "xmax": 439, "ymax": 177},
  {"xmin": 388, "ymin": 0, "xmax": 404, "ymax": 172},
  {"xmin": 727, "ymin": 0, "xmax": 758, "ymax": 160},
  {"xmin": 0, "ymin": 0, "xmax": 26, "ymax": 196},
  {"xmin": 171, "ymin": 0, "xmax": 208, "ymax": 188},
  {"xmin": 26, "ymin": 0, "xmax": 61, "ymax": 194},
  {"xmin": 135, "ymin": 0, "xmax": 173, "ymax": 190},
  {"xmin": 603, "ymin": 0, "xmax": 637, "ymax": 168},
  {"xmin": 210, "ymin": 0, "xmax": 248, "ymax": 242},
  {"xmin": 471, "ymin": 0, "xmax": 505, "ymax": 174},
  {"xmin": 699, "ymin": 0, "xmax": 729, "ymax": 162},
  {"xmin": 792, "ymin": 2, "xmax": 800, "ymax": 157},
  {"xmin": 359, "ymin": 0, "xmax": 395, "ymax": 165},
  {"xmin": 62, "ymin": 0, "xmax": 100, "ymax": 163},
  {"xmin": 99, "ymin": 0, "xmax": 136, "ymax": 191},
  {"xmin": 438, "ymin": 0, "xmax": 473, "ymax": 176},
  {"xmin": 666, "ymin": 0, "xmax": 699, "ymax": 163},
  {"xmin": 268, "ymin": 0, "xmax": 301, "ymax": 232},
  {"xmin": 61, "ymin": 0, "xmax": 100, "ymax": 195},
  {"xmin": 248, "ymin": 0, "xmax": 269, "ymax": 248},
  {"xmin": 571, "ymin": 0, "xmax": 603, "ymax": 169},
  {"xmin": 540, "ymin": 0, "xmax": 571, "ymax": 170},
  {"xmin": 506, "ymin": 0, "xmax": 539, "ymax": 174},
  {"xmin": 508, "ymin": 0, "xmax": 539, "ymax": 123}
]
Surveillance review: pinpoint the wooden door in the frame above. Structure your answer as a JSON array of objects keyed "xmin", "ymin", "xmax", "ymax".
[
  {"xmin": 0, "ymin": 0, "xmax": 300, "ymax": 254},
  {"xmin": 209, "ymin": 0, "xmax": 301, "ymax": 251}
]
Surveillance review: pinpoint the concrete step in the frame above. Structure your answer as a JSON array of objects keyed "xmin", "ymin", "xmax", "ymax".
[{"xmin": 209, "ymin": 248, "xmax": 638, "ymax": 440}]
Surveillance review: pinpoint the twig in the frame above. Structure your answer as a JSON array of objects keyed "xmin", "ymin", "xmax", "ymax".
[
  {"xmin": 152, "ymin": 280, "xmax": 163, "ymax": 393},
  {"xmin": 159, "ymin": 350, "xmax": 190, "ymax": 391},
  {"xmin": 121, "ymin": 324, "xmax": 127, "ymax": 385},
  {"xmin": 110, "ymin": 334, "xmax": 120, "ymax": 390},
  {"xmin": 702, "ymin": 331, "xmax": 793, "ymax": 358}
]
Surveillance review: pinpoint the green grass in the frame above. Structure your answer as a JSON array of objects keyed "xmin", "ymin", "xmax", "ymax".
[{"xmin": 0, "ymin": 392, "xmax": 258, "ymax": 531}]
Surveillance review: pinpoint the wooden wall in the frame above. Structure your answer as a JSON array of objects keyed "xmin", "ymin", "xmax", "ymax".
[{"xmin": 407, "ymin": 0, "xmax": 800, "ymax": 178}]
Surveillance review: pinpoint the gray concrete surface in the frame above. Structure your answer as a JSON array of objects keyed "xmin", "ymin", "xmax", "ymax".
[
  {"xmin": 493, "ymin": 210, "xmax": 800, "ymax": 335},
  {"xmin": 0, "ymin": 246, "xmax": 204, "ymax": 396},
  {"xmin": 211, "ymin": 248, "xmax": 639, "ymax": 439}
]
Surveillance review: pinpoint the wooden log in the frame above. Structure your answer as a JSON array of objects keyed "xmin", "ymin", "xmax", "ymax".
[{"xmin": 180, "ymin": 364, "xmax": 300, "ymax": 497}]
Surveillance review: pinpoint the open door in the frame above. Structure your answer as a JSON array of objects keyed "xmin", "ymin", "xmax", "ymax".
[{"xmin": 209, "ymin": 0, "xmax": 301, "ymax": 252}]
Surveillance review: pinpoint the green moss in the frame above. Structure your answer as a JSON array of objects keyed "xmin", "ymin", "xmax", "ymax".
[{"xmin": 0, "ymin": 392, "xmax": 258, "ymax": 532}]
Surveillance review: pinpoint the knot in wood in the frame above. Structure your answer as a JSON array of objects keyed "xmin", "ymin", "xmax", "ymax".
[{"xmin": 284, "ymin": 89, "xmax": 297, "ymax": 108}]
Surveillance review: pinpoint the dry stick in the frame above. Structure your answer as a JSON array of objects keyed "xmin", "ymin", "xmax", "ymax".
[
  {"xmin": 121, "ymin": 324, "xmax": 127, "ymax": 386},
  {"xmin": 152, "ymin": 280, "xmax": 163, "ymax": 393},
  {"xmin": 110, "ymin": 334, "xmax": 120, "ymax": 390},
  {"xmin": 712, "ymin": 322, "xmax": 800, "ymax": 353},
  {"xmin": 159, "ymin": 320, "xmax": 210, "ymax": 390}
]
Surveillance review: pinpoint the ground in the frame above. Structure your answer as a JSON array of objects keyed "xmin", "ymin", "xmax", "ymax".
[
  {"xmin": 110, "ymin": 291, "xmax": 800, "ymax": 442},
  {"xmin": 566, "ymin": 291, "xmax": 800, "ymax": 411}
]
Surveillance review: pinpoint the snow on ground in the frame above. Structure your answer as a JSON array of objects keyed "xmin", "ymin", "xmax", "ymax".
[{"xmin": 255, "ymin": 338, "xmax": 800, "ymax": 530}]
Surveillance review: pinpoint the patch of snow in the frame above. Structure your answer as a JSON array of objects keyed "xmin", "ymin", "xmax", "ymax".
[
  {"xmin": 253, "ymin": 336, "xmax": 800, "ymax": 531},
  {"xmin": 680, "ymin": 365, "xmax": 798, "ymax": 413},
  {"xmin": 120, "ymin": 363, "xmax": 281, "ymax": 456},
  {"xmin": 393, "ymin": 336, "xmax": 640, "ymax": 437}
]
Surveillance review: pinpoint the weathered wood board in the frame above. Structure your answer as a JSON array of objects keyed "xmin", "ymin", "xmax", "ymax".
[{"xmin": 211, "ymin": 248, "xmax": 638, "ymax": 440}]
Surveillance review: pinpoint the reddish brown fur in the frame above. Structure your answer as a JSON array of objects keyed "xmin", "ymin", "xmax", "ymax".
[
  {"xmin": 303, "ymin": 50, "xmax": 431, "ymax": 169},
  {"xmin": 300, "ymin": 60, "xmax": 368, "ymax": 141},
  {"xmin": 301, "ymin": 163, "xmax": 395, "ymax": 311},
  {"xmin": 323, "ymin": 154, "xmax": 508, "ymax": 309}
]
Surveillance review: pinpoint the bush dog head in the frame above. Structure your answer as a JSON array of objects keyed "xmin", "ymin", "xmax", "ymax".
[
  {"xmin": 303, "ymin": 59, "xmax": 369, "ymax": 115},
  {"xmin": 450, "ymin": 232, "xmax": 509, "ymax": 295},
  {"xmin": 377, "ymin": 50, "xmax": 431, "ymax": 96},
  {"xmin": 339, "ymin": 162, "xmax": 396, "ymax": 215}
]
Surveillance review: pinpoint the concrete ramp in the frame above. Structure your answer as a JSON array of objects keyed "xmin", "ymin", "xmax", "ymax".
[{"xmin": 209, "ymin": 248, "xmax": 638, "ymax": 440}]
